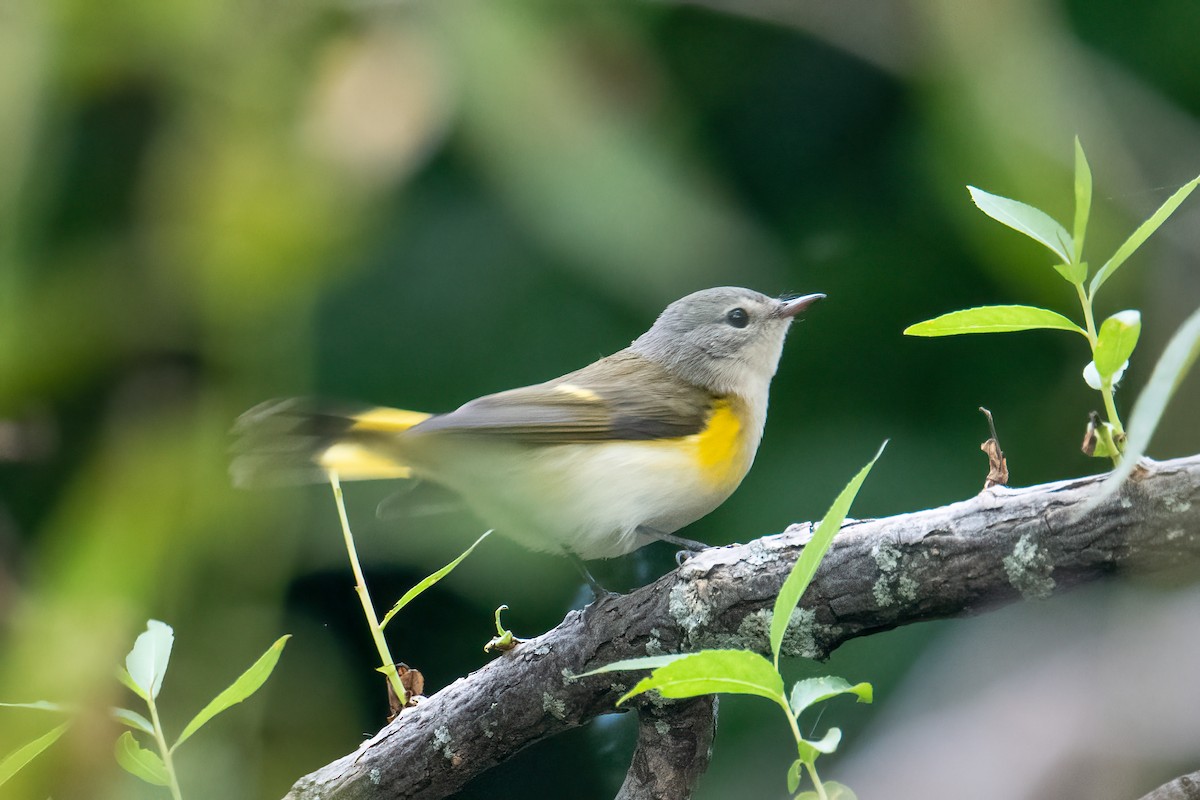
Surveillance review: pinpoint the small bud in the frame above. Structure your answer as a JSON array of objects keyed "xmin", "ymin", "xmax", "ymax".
[
  {"xmin": 1109, "ymin": 309, "xmax": 1141, "ymax": 328},
  {"xmin": 1083, "ymin": 359, "xmax": 1127, "ymax": 390}
]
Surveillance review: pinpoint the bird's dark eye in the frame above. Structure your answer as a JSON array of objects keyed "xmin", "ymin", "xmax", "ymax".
[{"xmin": 725, "ymin": 307, "xmax": 749, "ymax": 328}]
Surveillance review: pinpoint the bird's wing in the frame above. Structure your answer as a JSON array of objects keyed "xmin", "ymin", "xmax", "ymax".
[{"xmin": 409, "ymin": 351, "xmax": 714, "ymax": 443}]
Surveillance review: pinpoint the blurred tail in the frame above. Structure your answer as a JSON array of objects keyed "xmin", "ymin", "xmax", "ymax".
[{"xmin": 230, "ymin": 399, "xmax": 432, "ymax": 487}]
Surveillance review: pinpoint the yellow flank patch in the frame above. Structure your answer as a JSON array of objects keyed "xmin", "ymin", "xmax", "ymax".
[
  {"xmin": 318, "ymin": 443, "xmax": 414, "ymax": 480},
  {"xmin": 693, "ymin": 399, "xmax": 746, "ymax": 488},
  {"xmin": 555, "ymin": 383, "xmax": 602, "ymax": 402},
  {"xmin": 350, "ymin": 407, "xmax": 432, "ymax": 433}
]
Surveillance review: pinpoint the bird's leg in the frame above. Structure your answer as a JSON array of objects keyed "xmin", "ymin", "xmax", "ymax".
[
  {"xmin": 636, "ymin": 525, "xmax": 709, "ymax": 565},
  {"xmin": 562, "ymin": 548, "xmax": 615, "ymax": 601},
  {"xmin": 637, "ymin": 525, "xmax": 709, "ymax": 551}
]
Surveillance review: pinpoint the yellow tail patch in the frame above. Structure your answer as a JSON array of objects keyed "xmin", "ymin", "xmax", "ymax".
[
  {"xmin": 349, "ymin": 407, "xmax": 432, "ymax": 433},
  {"xmin": 317, "ymin": 406, "xmax": 431, "ymax": 480},
  {"xmin": 318, "ymin": 443, "xmax": 414, "ymax": 480}
]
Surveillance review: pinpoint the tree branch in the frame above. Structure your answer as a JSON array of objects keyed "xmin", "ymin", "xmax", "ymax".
[
  {"xmin": 1137, "ymin": 769, "xmax": 1200, "ymax": 800},
  {"xmin": 283, "ymin": 454, "xmax": 1200, "ymax": 800},
  {"xmin": 615, "ymin": 695, "xmax": 717, "ymax": 800}
]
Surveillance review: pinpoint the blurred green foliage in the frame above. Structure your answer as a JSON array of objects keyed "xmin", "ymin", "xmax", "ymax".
[{"xmin": 2, "ymin": 1, "xmax": 1199, "ymax": 798}]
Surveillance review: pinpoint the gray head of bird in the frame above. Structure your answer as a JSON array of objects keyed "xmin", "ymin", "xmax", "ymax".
[{"xmin": 629, "ymin": 287, "xmax": 825, "ymax": 396}]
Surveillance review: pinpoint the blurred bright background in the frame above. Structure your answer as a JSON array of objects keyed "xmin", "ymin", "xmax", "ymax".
[{"xmin": 2, "ymin": 1, "xmax": 1199, "ymax": 798}]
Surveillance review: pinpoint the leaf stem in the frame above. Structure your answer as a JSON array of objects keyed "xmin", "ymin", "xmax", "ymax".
[
  {"xmin": 779, "ymin": 695, "xmax": 804, "ymax": 749},
  {"xmin": 806, "ymin": 760, "xmax": 828, "ymax": 800},
  {"xmin": 1076, "ymin": 282, "xmax": 1098, "ymax": 345},
  {"xmin": 1077, "ymin": 283, "xmax": 1124, "ymax": 460},
  {"xmin": 146, "ymin": 695, "xmax": 183, "ymax": 800},
  {"xmin": 329, "ymin": 472, "xmax": 407, "ymax": 707},
  {"xmin": 1100, "ymin": 385, "xmax": 1124, "ymax": 438},
  {"xmin": 779, "ymin": 694, "xmax": 827, "ymax": 800}
]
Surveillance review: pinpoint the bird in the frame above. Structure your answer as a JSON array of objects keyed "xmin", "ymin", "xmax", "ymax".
[{"xmin": 232, "ymin": 287, "xmax": 823, "ymax": 563}]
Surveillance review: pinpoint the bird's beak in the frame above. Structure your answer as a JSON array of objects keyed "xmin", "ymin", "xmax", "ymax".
[{"xmin": 778, "ymin": 293, "xmax": 826, "ymax": 318}]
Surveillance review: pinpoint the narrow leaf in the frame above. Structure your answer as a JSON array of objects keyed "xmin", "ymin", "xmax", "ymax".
[
  {"xmin": 1089, "ymin": 304, "xmax": 1200, "ymax": 508},
  {"xmin": 1052, "ymin": 261, "xmax": 1087, "ymax": 286},
  {"xmin": 1093, "ymin": 310, "xmax": 1142, "ymax": 378},
  {"xmin": 968, "ymin": 186, "xmax": 1074, "ymax": 263},
  {"xmin": 904, "ymin": 306, "xmax": 1087, "ymax": 338},
  {"xmin": 617, "ymin": 649, "xmax": 783, "ymax": 705},
  {"xmin": 1073, "ymin": 137, "xmax": 1092, "ymax": 259},
  {"xmin": 125, "ymin": 620, "xmax": 174, "ymax": 700},
  {"xmin": 380, "ymin": 530, "xmax": 492, "ymax": 629},
  {"xmin": 796, "ymin": 727, "xmax": 842, "ymax": 760},
  {"xmin": 112, "ymin": 708, "xmax": 155, "ymax": 735},
  {"xmin": 772, "ymin": 443, "xmax": 887, "ymax": 668},
  {"xmin": 787, "ymin": 758, "xmax": 803, "ymax": 794},
  {"xmin": 788, "ymin": 677, "xmax": 873, "ymax": 716},
  {"xmin": 173, "ymin": 635, "xmax": 290, "ymax": 750},
  {"xmin": 1089, "ymin": 174, "xmax": 1200, "ymax": 296},
  {"xmin": 576, "ymin": 654, "xmax": 691, "ymax": 678},
  {"xmin": 0, "ymin": 701, "xmax": 68, "ymax": 713},
  {"xmin": 116, "ymin": 667, "xmax": 147, "ymax": 701},
  {"xmin": 0, "ymin": 723, "xmax": 68, "ymax": 787},
  {"xmin": 114, "ymin": 731, "xmax": 170, "ymax": 787}
]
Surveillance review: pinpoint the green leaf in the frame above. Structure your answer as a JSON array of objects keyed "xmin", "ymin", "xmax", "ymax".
[
  {"xmin": 112, "ymin": 708, "xmax": 155, "ymax": 735},
  {"xmin": 116, "ymin": 667, "xmax": 147, "ymax": 701},
  {"xmin": 1089, "ymin": 173, "xmax": 1200, "ymax": 297},
  {"xmin": 173, "ymin": 635, "xmax": 290, "ymax": 750},
  {"xmin": 1089, "ymin": 304, "xmax": 1200, "ymax": 506},
  {"xmin": 0, "ymin": 701, "xmax": 68, "ymax": 713},
  {"xmin": 114, "ymin": 731, "xmax": 170, "ymax": 787},
  {"xmin": 1093, "ymin": 310, "xmax": 1142, "ymax": 379},
  {"xmin": 1073, "ymin": 137, "xmax": 1092, "ymax": 260},
  {"xmin": 772, "ymin": 442, "xmax": 886, "ymax": 668},
  {"xmin": 1052, "ymin": 261, "xmax": 1087, "ymax": 285},
  {"xmin": 617, "ymin": 650, "xmax": 783, "ymax": 706},
  {"xmin": 0, "ymin": 722, "xmax": 68, "ymax": 787},
  {"xmin": 380, "ymin": 530, "xmax": 492, "ymax": 629},
  {"xmin": 788, "ymin": 677, "xmax": 873, "ymax": 716},
  {"xmin": 968, "ymin": 185, "xmax": 1074, "ymax": 263},
  {"xmin": 904, "ymin": 306, "xmax": 1087, "ymax": 338},
  {"xmin": 796, "ymin": 727, "xmax": 842, "ymax": 760},
  {"xmin": 125, "ymin": 620, "xmax": 174, "ymax": 701},
  {"xmin": 576, "ymin": 654, "xmax": 691, "ymax": 678},
  {"xmin": 787, "ymin": 758, "xmax": 803, "ymax": 794}
]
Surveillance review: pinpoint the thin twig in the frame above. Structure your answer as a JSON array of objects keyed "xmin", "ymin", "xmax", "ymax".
[{"xmin": 328, "ymin": 471, "xmax": 406, "ymax": 706}]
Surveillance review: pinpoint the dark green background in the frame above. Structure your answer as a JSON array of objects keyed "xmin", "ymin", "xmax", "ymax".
[{"xmin": 2, "ymin": 1, "xmax": 1199, "ymax": 798}]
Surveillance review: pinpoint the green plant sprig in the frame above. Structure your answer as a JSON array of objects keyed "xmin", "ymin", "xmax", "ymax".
[
  {"xmin": 582, "ymin": 442, "xmax": 886, "ymax": 800},
  {"xmin": 328, "ymin": 472, "xmax": 407, "ymax": 706},
  {"xmin": 114, "ymin": 621, "xmax": 289, "ymax": 798},
  {"xmin": 2, "ymin": 621, "xmax": 289, "ymax": 797},
  {"xmin": 0, "ymin": 717, "xmax": 69, "ymax": 789},
  {"xmin": 326, "ymin": 472, "xmax": 492, "ymax": 711},
  {"xmin": 905, "ymin": 138, "xmax": 1200, "ymax": 465}
]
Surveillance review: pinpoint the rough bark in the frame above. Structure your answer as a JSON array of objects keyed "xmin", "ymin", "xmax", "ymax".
[
  {"xmin": 284, "ymin": 455, "xmax": 1200, "ymax": 800},
  {"xmin": 615, "ymin": 696, "xmax": 717, "ymax": 800},
  {"xmin": 1138, "ymin": 770, "xmax": 1200, "ymax": 800}
]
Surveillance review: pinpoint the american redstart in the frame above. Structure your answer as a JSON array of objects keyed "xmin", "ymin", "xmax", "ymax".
[{"xmin": 232, "ymin": 287, "xmax": 823, "ymax": 561}]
